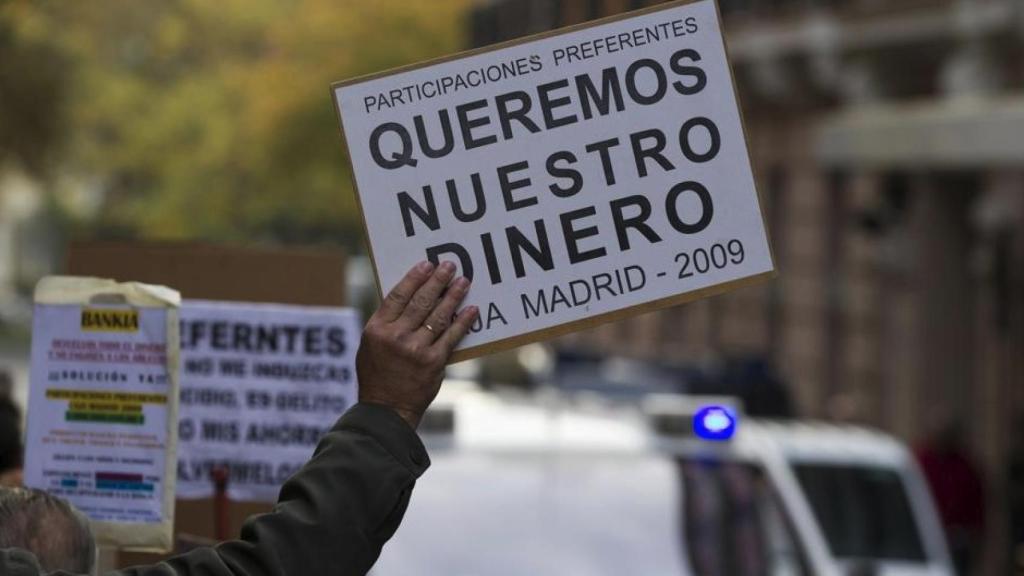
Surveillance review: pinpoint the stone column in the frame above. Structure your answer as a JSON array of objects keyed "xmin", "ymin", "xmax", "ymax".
[
  {"xmin": 837, "ymin": 171, "xmax": 884, "ymax": 427},
  {"xmin": 777, "ymin": 163, "xmax": 830, "ymax": 418}
]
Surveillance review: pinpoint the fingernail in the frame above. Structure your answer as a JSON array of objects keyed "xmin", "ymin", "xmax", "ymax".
[
  {"xmin": 418, "ymin": 260, "xmax": 434, "ymax": 273},
  {"xmin": 469, "ymin": 305, "xmax": 479, "ymax": 316},
  {"xmin": 439, "ymin": 261, "xmax": 456, "ymax": 274},
  {"xmin": 454, "ymin": 277, "xmax": 470, "ymax": 290}
]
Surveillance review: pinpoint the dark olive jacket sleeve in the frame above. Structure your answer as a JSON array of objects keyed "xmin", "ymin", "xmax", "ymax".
[{"xmin": 1, "ymin": 403, "xmax": 429, "ymax": 576}]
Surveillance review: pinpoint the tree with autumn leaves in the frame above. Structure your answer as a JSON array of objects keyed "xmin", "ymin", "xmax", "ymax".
[{"xmin": 0, "ymin": 0, "xmax": 469, "ymax": 246}]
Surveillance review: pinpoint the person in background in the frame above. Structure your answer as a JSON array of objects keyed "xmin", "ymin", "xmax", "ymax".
[
  {"xmin": 914, "ymin": 408, "xmax": 985, "ymax": 576},
  {"xmin": 0, "ymin": 369, "xmax": 23, "ymax": 487},
  {"xmin": 0, "ymin": 260, "xmax": 477, "ymax": 576}
]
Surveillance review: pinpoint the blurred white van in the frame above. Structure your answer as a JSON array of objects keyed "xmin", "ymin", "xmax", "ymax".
[{"xmin": 372, "ymin": 384, "xmax": 953, "ymax": 576}]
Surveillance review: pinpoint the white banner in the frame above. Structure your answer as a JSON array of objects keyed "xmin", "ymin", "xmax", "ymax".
[
  {"xmin": 333, "ymin": 0, "xmax": 774, "ymax": 360},
  {"xmin": 175, "ymin": 301, "xmax": 360, "ymax": 502}
]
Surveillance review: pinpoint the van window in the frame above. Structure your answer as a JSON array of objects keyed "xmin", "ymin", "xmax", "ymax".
[
  {"xmin": 679, "ymin": 459, "xmax": 810, "ymax": 576},
  {"xmin": 793, "ymin": 464, "xmax": 926, "ymax": 561}
]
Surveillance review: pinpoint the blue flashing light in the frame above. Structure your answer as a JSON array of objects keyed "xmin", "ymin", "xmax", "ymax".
[{"xmin": 693, "ymin": 405, "xmax": 738, "ymax": 441}]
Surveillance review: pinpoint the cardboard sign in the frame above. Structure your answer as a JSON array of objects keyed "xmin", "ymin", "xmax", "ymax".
[
  {"xmin": 24, "ymin": 277, "xmax": 181, "ymax": 553},
  {"xmin": 65, "ymin": 241, "xmax": 348, "ymax": 308},
  {"xmin": 175, "ymin": 301, "xmax": 360, "ymax": 502},
  {"xmin": 333, "ymin": 0, "xmax": 773, "ymax": 361}
]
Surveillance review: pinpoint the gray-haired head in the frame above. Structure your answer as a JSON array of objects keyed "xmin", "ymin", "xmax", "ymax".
[{"xmin": 0, "ymin": 487, "xmax": 95, "ymax": 574}]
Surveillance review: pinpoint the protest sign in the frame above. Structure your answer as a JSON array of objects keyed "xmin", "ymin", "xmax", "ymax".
[
  {"xmin": 66, "ymin": 242, "xmax": 350, "ymax": 568},
  {"xmin": 332, "ymin": 0, "xmax": 774, "ymax": 361},
  {"xmin": 24, "ymin": 277, "xmax": 181, "ymax": 552},
  {"xmin": 175, "ymin": 301, "xmax": 360, "ymax": 502}
]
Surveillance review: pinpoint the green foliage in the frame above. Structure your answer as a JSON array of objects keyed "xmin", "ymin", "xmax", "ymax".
[
  {"xmin": 0, "ymin": 1, "xmax": 69, "ymax": 176},
  {"xmin": 1, "ymin": 0, "xmax": 469, "ymax": 246}
]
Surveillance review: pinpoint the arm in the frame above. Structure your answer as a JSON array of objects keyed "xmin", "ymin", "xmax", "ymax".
[
  {"xmin": 0, "ymin": 261, "xmax": 476, "ymax": 576},
  {"xmin": 127, "ymin": 260, "xmax": 475, "ymax": 576},
  {"xmin": 120, "ymin": 403, "xmax": 429, "ymax": 576},
  {"xmin": 4, "ymin": 408, "xmax": 429, "ymax": 576}
]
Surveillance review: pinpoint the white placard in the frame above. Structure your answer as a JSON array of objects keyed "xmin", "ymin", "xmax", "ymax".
[
  {"xmin": 24, "ymin": 277, "xmax": 180, "ymax": 552},
  {"xmin": 333, "ymin": 0, "xmax": 773, "ymax": 359},
  {"xmin": 175, "ymin": 301, "xmax": 360, "ymax": 502}
]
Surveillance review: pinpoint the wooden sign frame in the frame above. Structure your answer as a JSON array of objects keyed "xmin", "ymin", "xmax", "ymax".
[{"xmin": 331, "ymin": 0, "xmax": 775, "ymax": 363}]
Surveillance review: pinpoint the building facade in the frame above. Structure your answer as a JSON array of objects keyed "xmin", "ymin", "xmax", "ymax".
[{"xmin": 471, "ymin": 1, "xmax": 1024, "ymax": 573}]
